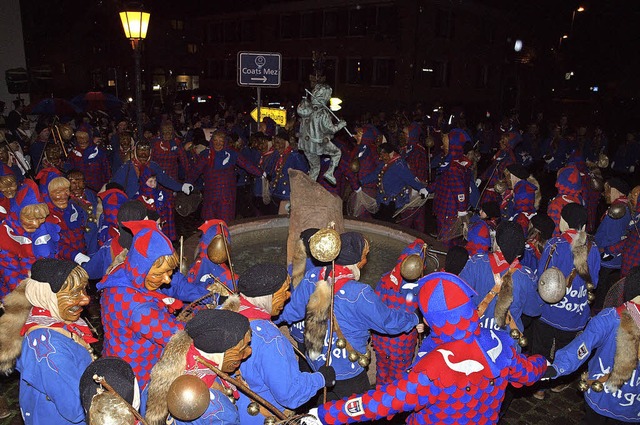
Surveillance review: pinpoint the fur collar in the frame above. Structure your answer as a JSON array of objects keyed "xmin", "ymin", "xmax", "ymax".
[
  {"xmin": 0, "ymin": 281, "xmax": 32, "ymax": 373},
  {"xmin": 570, "ymin": 230, "xmax": 592, "ymax": 282},
  {"xmin": 304, "ymin": 280, "xmax": 331, "ymax": 360},
  {"xmin": 608, "ymin": 308, "xmax": 640, "ymax": 391}
]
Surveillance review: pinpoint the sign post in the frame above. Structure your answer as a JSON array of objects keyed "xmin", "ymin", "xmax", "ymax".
[{"xmin": 237, "ymin": 52, "xmax": 282, "ymax": 131}]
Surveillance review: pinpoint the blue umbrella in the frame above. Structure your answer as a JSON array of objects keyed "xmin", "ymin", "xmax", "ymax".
[
  {"xmin": 28, "ymin": 98, "xmax": 81, "ymax": 116},
  {"xmin": 71, "ymin": 91, "xmax": 124, "ymax": 113}
]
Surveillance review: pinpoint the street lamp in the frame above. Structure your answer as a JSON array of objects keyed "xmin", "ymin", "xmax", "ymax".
[
  {"xmin": 570, "ymin": 6, "xmax": 585, "ymax": 34},
  {"xmin": 558, "ymin": 34, "xmax": 568, "ymax": 50},
  {"xmin": 120, "ymin": 7, "xmax": 150, "ymax": 143}
]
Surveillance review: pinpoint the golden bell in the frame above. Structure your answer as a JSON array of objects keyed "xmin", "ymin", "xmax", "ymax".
[
  {"xmin": 207, "ymin": 234, "xmax": 229, "ymax": 264},
  {"xmin": 224, "ymin": 388, "xmax": 234, "ymax": 397},
  {"xmin": 264, "ymin": 417, "xmax": 277, "ymax": 425},
  {"xmin": 335, "ymin": 338, "xmax": 347, "ymax": 349},
  {"xmin": 494, "ymin": 180, "xmax": 508, "ymax": 195},
  {"xmin": 166, "ymin": 375, "xmax": 210, "ymax": 421},
  {"xmin": 587, "ymin": 291, "xmax": 596, "ymax": 304},
  {"xmin": 87, "ymin": 205, "xmax": 93, "ymax": 213},
  {"xmin": 591, "ymin": 381, "xmax": 604, "ymax": 392},
  {"xmin": 357, "ymin": 355, "xmax": 371, "ymax": 368},
  {"xmin": 349, "ymin": 157, "xmax": 361, "ymax": 173},
  {"xmin": 607, "ymin": 203, "xmax": 627, "ymax": 220},
  {"xmin": 586, "ymin": 282, "xmax": 595, "ymax": 291},
  {"xmin": 578, "ymin": 380, "xmax": 589, "ymax": 392},
  {"xmin": 309, "ymin": 228, "xmax": 341, "ymax": 263},
  {"xmin": 400, "ymin": 254, "xmax": 424, "ymax": 281},
  {"xmin": 425, "ymin": 136, "xmax": 435, "ymax": 149},
  {"xmin": 59, "ymin": 124, "xmax": 74, "ymax": 141},
  {"xmin": 510, "ymin": 329, "xmax": 521, "ymax": 339},
  {"xmin": 348, "ymin": 351, "xmax": 360, "ymax": 362},
  {"xmin": 597, "ymin": 153, "xmax": 609, "ymax": 169},
  {"xmin": 517, "ymin": 336, "xmax": 528, "ymax": 347},
  {"xmin": 247, "ymin": 402, "xmax": 261, "ymax": 416}
]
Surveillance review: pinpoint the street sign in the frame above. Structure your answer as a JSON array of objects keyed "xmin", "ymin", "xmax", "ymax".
[
  {"xmin": 250, "ymin": 107, "xmax": 287, "ymax": 127},
  {"xmin": 237, "ymin": 52, "xmax": 282, "ymax": 87}
]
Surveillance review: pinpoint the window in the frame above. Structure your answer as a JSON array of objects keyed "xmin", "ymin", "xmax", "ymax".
[
  {"xmin": 299, "ymin": 58, "xmax": 314, "ymax": 84},
  {"xmin": 435, "ymin": 8, "xmax": 454, "ymax": 39},
  {"xmin": 241, "ymin": 19, "xmax": 257, "ymax": 42},
  {"xmin": 171, "ymin": 20, "xmax": 184, "ymax": 31},
  {"xmin": 280, "ymin": 14, "xmax": 299, "ymax": 39},
  {"xmin": 372, "ymin": 58, "xmax": 395, "ymax": 86},
  {"xmin": 283, "ymin": 58, "xmax": 298, "ymax": 82},
  {"xmin": 323, "ymin": 10, "xmax": 338, "ymax": 37},
  {"xmin": 207, "ymin": 22, "xmax": 223, "ymax": 43},
  {"xmin": 475, "ymin": 64, "xmax": 489, "ymax": 88},
  {"xmin": 223, "ymin": 59, "xmax": 235, "ymax": 80},
  {"xmin": 346, "ymin": 58, "xmax": 364, "ymax": 84},
  {"xmin": 207, "ymin": 59, "xmax": 223, "ymax": 79},
  {"xmin": 348, "ymin": 8, "xmax": 367, "ymax": 36},
  {"xmin": 300, "ymin": 12, "xmax": 317, "ymax": 38},
  {"xmin": 224, "ymin": 21, "xmax": 239, "ymax": 42},
  {"xmin": 376, "ymin": 5, "xmax": 397, "ymax": 38},
  {"xmin": 431, "ymin": 60, "xmax": 450, "ymax": 88}
]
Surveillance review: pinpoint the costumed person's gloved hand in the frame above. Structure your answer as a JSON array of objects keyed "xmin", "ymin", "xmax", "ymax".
[
  {"xmin": 319, "ymin": 365, "xmax": 336, "ymax": 388},
  {"xmin": 540, "ymin": 360, "xmax": 557, "ymax": 381},
  {"xmin": 476, "ymin": 178, "xmax": 482, "ymax": 187},
  {"xmin": 74, "ymin": 252, "xmax": 90, "ymax": 265},
  {"xmin": 355, "ymin": 187, "xmax": 363, "ymax": 193},
  {"xmin": 457, "ymin": 210, "xmax": 468, "ymax": 217},
  {"xmin": 601, "ymin": 251, "xmax": 614, "ymax": 262},
  {"xmin": 303, "ymin": 408, "xmax": 321, "ymax": 425},
  {"xmin": 419, "ymin": 188, "xmax": 429, "ymax": 199},
  {"xmin": 181, "ymin": 183, "xmax": 194, "ymax": 195}
]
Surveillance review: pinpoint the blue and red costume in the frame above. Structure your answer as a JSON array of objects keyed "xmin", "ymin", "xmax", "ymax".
[
  {"xmin": 465, "ymin": 216, "xmax": 495, "ymax": 256},
  {"xmin": 372, "ymin": 239, "xmax": 427, "ymax": 385},
  {"xmin": 66, "ymin": 140, "xmax": 111, "ymax": 192},
  {"xmin": 188, "ymin": 143, "xmax": 262, "ymax": 223},
  {"xmin": 399, "ymin": 122, "xmax": 428, "ymax": 232},
  {"xmin": 186, "ymin": 219, "xmax": 236, "ymax": 292},
  {"xmin": 270, "ymin": 146, "xmax": 309, "ymax": 204},
  {"xmin": 151, "ymin": 134, "xmax": 189, "ymax": 182},
  {"xmin": 70, "ymin": 187, "xmax": 100, "ymax": 255},
  {"xmin": 460, "ymin": 251, "xmax": 542, "ymax": 333},
  {"xmin": 97, "ymin": 186, "xmax": 128, "ymax": 247},
  {"xmin": 360, "ymin": 155, "xmax": 427, "ymax": 211},
  {"xmin": 510, "ymin": 179, "xmax": 537, "ymax": 234},
  {"xmin": 0, "ymin": 180, "xmax": 59, "ymax": 298},
  {"xmin": 595, "ymin": 195, "xmax": 630, "ymax": 271},
  {"xmin": 112, "ymin": 158, "xmax": 183, "ymax": 200},
  {"xmin": 317, "ymin": 272, "xmax": 547, "ymax": 425},
  {"xmin": 135, "ymin": 167, "xmax": 175, "ymax": 240},
  {"xmin": 429, "ymin": 129, "xmax": 473, "ymax": 246},
  {"xmin": 37, "ymin": 168, "xmax": 87, "ymax": 262},
  {"xmin": 97, "ymin": 220, "xmax": 208, "ymax": 386},
  {"xmin": 480, "ymin": 132, "xmax": 518, "ymax": 205},
  {"xmin": 547, "ymin": 166, "xmax": 584, "ymax": 237},
  {"xmin": 549, "ymin": 302, "xmax": 640, "ymax": 423},
  {"xmin": 349, "ymin": 125, "xmax": 381, "ymax": 218},
  {"xmin": 0, "ymin": 164, "xmax": 15, "ymax": 221},
  {"xmin": 621, "ymin": 191, "xmax": 640, "ymax": 277}
]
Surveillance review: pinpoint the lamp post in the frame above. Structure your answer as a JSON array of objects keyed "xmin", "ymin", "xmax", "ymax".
[
  {"xmin": 570, "ymin": 6, "xmax": 585, "ymax": 34},
  {"xmin": 558, "ymin": 34, "xmax": 568, "ymax": 50},
  {"xmin": 120, "ymin": 7, "xmax": 150, "ymax": 144}
]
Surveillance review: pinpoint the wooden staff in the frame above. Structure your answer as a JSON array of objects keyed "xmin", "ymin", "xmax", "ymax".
[
  {"xmin": 93, "ymin": 375, "xmax": 148, "ymax": 425},
  {"xmin": 323, "ymin": 262, "xmax": 336, "ymax": 403},
  {"xmin": 220, "ymin": 223, "xmax": 237, "ymax": 292},
  {"xmin": 179, "ymin": 235, "xmax": 184, "ymax": 272},
  {"xmin": 195, "ymin": 357, "xmax": 286, "ymax": 420}
]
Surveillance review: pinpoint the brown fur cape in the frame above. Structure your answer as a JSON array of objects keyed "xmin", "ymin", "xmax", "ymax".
[
  {"xmin": 608, "ymin": 308, "xmax": 640, "ymax": 391},
  {"xmin": 0, "ymin": 281, "xmax": 32, "ymax": 374},
  {"xmin": 304, "ymin": 280, "xmax": 331, "ymax": 360}
]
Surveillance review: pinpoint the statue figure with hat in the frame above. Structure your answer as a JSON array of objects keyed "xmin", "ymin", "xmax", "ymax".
[{"xmin": 0, "ymin": 258, "xmax": 97, "ymax": 425}]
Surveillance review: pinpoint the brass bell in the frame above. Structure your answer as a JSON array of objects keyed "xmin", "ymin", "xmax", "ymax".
[
  {"xmin": 607, "ymin": 202, "xmax": 628, "ymax": 220},
  {"xmin": 264, "ymin": 417, "xmax": 277, "ymax": 425},
  {"xmin": 517, "ymin": 336, "xmax": 528, "ymax": 347},
  {"xmin": 587, "ymin": 291, "xmax": 596, "ymax": 304},
  {"xmin": 591, "ymin": 381, "xmax": 604, "ymax": 392},
  {"xmin": 207, "ymin": 234, "xmax": 229, "ymax": 264},
  {"xmin": 590, "ymin": 176, "xmax": 604, "ymax": 192},
  {"xmin": 335, "ymin": 338, "xmax": 347, "ymax": 349},
  {"xmin": 586, "ymin": 282, "xmax": 595, "ymax": 291},
  {"xmin": 538, "ymin": 267, "xmax": 567, "ymax": 304},
  {"xmin": 84, "ymin": 226, "xmax": 91, "ymax": 233},
  {"xmin": 597, "ymin": 153, "xmax": 609, "ymax": 169},
  {"xmin": 349, "ymin": 157, "xmax": 361, "ymax": 174},
  {"xmin": 425, "ymin": 136, "xmax": 435, "ymax": 149},
  {"xmin": 357, "ymin": 355, "xmax": 371, "ymax": 368},
  {"xmin": 247, "ymin": 402, "xmax": 261, "ymax": 416},
  {"xmin": 400, "ymin": 254, "xmax": 424, "ymax": 281},
  {"xmin": 348, "ymin": 351, "xmax": 360, "ymax": 362},
  {"xmin": 166, "ymin": 375, "xmax": 210, "ymax": 421},
  {"xmin": 494, "ymin": 180, "xmax": 508, "ymax": 195},
  {"xmin": 224, "ymin": 388, "xmax": 234, "ymax": 397},
  {"xmin": 59, "ymin": 124, "xmax": 74, "ymax": 141},
  {"xmin": 309, "ymin": 227, "xmax": 341, "ymax": 263},
  {"xmin": 87, "ymin": 205, "xmax": 93, "ymax": 213},
  {"xmin": 578, "ymin": 380, "xmax": 590, "ymax": 392},
  {"xmin": 510, "ymin": 329, "xmax": 521, "ymax": 339}
]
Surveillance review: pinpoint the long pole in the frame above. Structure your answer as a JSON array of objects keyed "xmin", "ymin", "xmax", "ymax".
[
  {"xmin": 257, "ymin": 87, "xmax": 261, "ymax": 131},
  {"xmin": 134, "ymin": 41, "xmax": 144, "ymax": 143}
]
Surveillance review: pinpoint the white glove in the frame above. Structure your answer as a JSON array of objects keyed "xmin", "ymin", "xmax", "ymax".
[
  {"xmin": 475, "ymin": 178, "xmax": 482, "ymax": 187},
  {"xmin": 630, "ymin": 165, "xmax": 635, "ymax": 173},
  {"xmin": 262, "ymin": 172, "xmax": 268, "ymax": 179},
  {"xmin": 302, "ymin": 408, "xmax": 321, "ymax": 425},
  {"xmin": 181, "ymin": 183, "xmax": 193, "ymax": 195},
  {"xmin": 544, "ymin": 156, "xmax": 554, "ymax": 164},
  {"xmin": 419, "ymin": 188, "xmax": 429, "ymax": 199},
  {"xmin": 355, "ymin": 187, "xmax": 362, "ymax": 193},
  {"xmin": 74, "ymin": 252, "xmax": 90, "ymax": 265},
  {"xmin": 457, "ymin": 211, "xmax": 468, "ymax": 217}
]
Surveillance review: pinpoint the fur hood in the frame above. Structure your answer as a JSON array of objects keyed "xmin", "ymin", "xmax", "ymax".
[
  {"xmin": 607, "ymin": 307, "xmax": 640, "ymax": 391},
  {"xmin": 0, "ymin": 281, "xmax": 32, "ymax": 373},
  {"xmin": 144, "ymin": 330, "xmax": 191, "ymax": 425}
]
